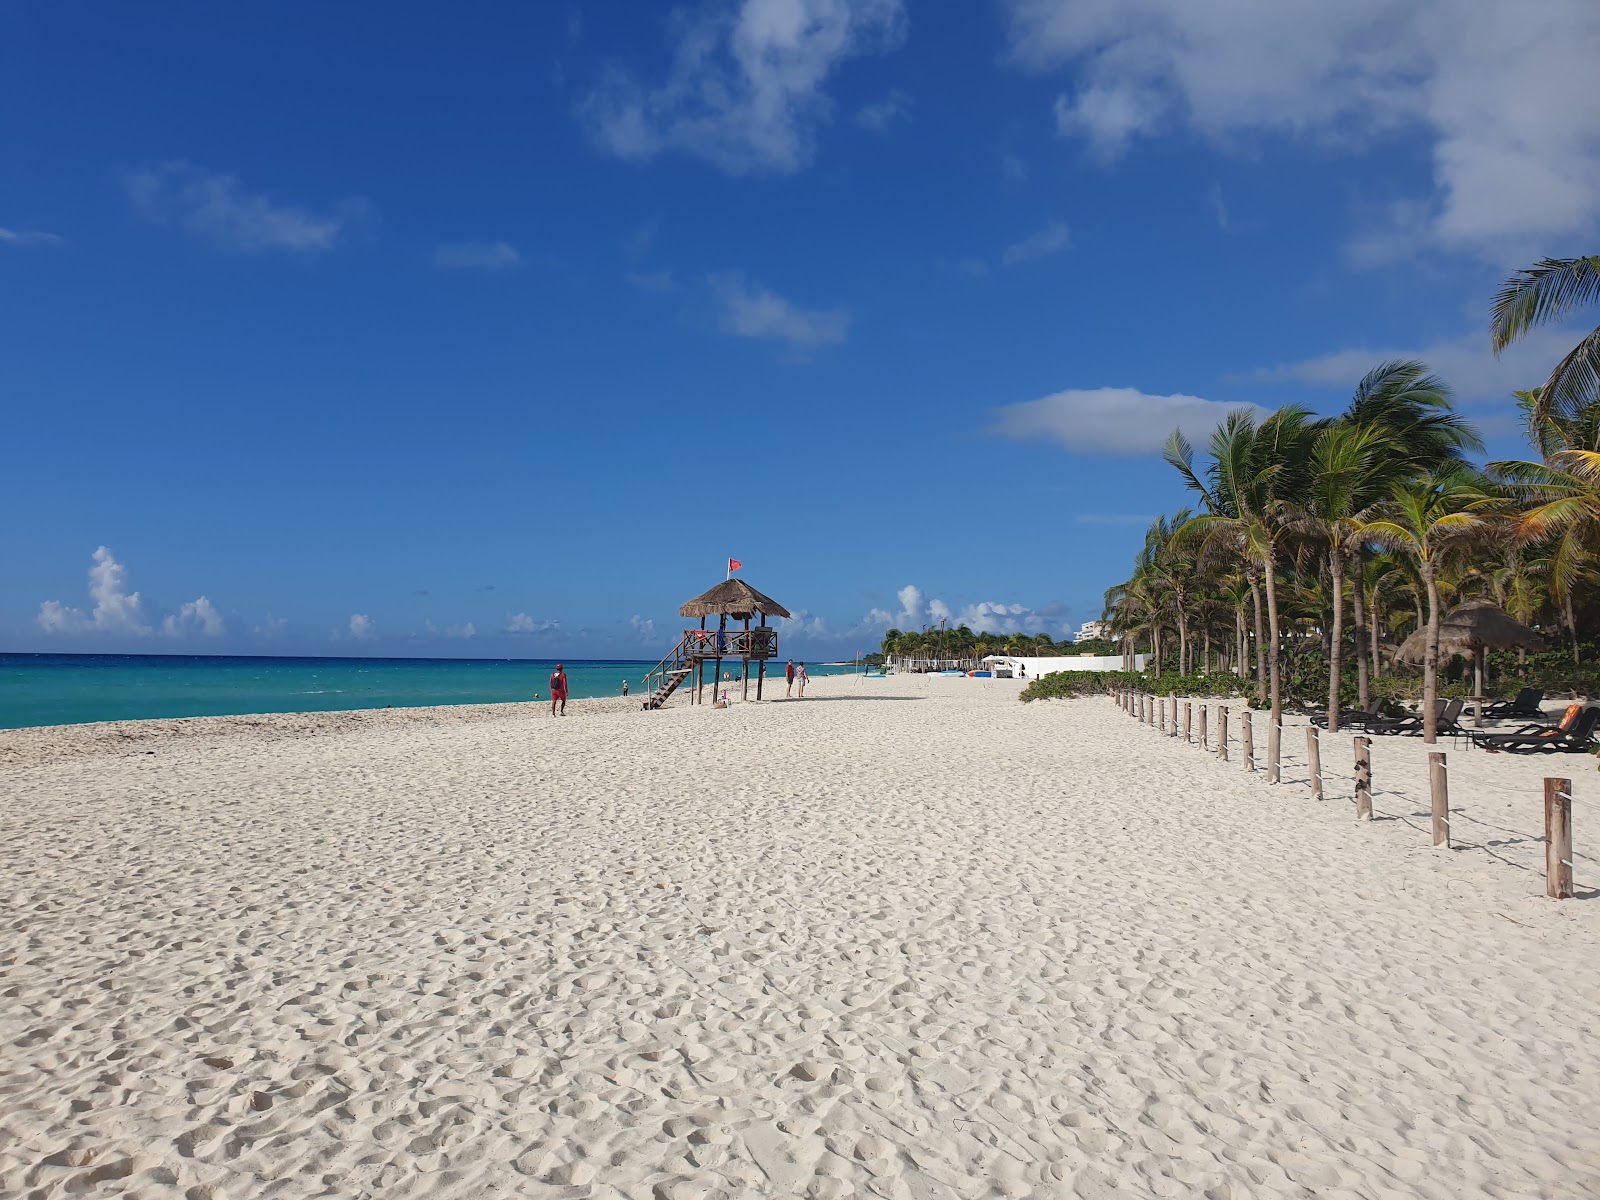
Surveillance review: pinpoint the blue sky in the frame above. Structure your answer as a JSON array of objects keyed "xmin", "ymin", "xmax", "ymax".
[{"xmin": 4, "ymin": 1, "xmax": 1598, "ymax": 659}]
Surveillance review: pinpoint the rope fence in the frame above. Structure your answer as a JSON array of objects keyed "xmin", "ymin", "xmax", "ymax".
[{"xmin": 1109, "ymin": 687, "xmax": 1585, "ymax": 901}]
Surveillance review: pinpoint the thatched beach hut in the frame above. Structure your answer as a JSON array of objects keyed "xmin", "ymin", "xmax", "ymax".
[
  {"xmin": 642, "ymin": 579, "xmax": 792, "ymax": 708},
  {"xmin": 1397, "ymin": 599, "xmax": 1544, "ymax": 724}
]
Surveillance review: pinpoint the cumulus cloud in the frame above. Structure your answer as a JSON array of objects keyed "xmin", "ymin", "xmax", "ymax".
[
  {"xmin": 579, "ymin": 0, "xmax": 907, "ymax": 174},
  {"xmin": 125, "ymin": 161, "xmax": 370, "ymax": 254},
  {"xmin": 778, "ymin": 608, "xmax": 829, "ymax": 637},
  {"xmin": 434, "ymin": 241, "xmax": 522, "ymax": 271},
  {"xmin": 254, "ymin": 615, "xmax": 289, "ymax": 637},
  {"xmin": 630, "ymin": 614, "xmax": 658, "ymax": 641},
  {"xmin": 856, "ymin": 584, "xmax": 1066, "ymax": 637},
  {"xmin": 163, "ymin": 596, "xmax": 224, "ymax": 638},
  {"xmin": 710, "ymin": 272, "xmax": 849, "ymax": 347},
  {"xmin": 0, "ymin": 225, "xmax": 65, "ymax": 248},
  {"xmin": 36, "ymin": 546, "xmax": 149, "ymax": 634},
  {"xmin": 1004, "ymin": 0, "xmax": 1600, "ymax": 257},
  {"xmin": 35, "ymin": 546, "xmax": 225, "ymax": 638},
  {"xmin": 1238, "ymin": 326, "xmax": 1588, "ymax": 406},
  {"xmin": 855, "ymin": 89, "xmax": 911, "ymax": 132},
  {"xmin": 348, "ymin": 614, "xmax": 376, "ymax": 640},
  {"xmin": 506, "ymin": 612, "xmax": 560, "ymax": 634},
  {"xmin": 991, "ymin": 387, "xmax": 1268, "ymax": 456},
  {"xmin": 1001, "ymin": 220, "xmax": 1071, "ymax": 265}
]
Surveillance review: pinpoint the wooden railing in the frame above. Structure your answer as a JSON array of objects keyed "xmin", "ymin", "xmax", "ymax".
[{"xmin": 681, "ymin": 627, "xmax": 778, "ymax": 659}]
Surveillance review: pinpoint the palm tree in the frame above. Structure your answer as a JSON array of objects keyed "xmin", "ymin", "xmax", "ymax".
[
  {"xmin": 1294, "ymin": 421, "xmax": 1390, "ymax": 730},
  {"xmin": 1166, "ymin": 406, "xmax": 1319, "ymax": 779},
  {"xmin": 1491, "ymin": 255, "xmax": 1600, "ymax": 426},
  {"xmin": 1492, "ymin": 389, "xmax": 1600, "ymax": 662},
  {"xmin": 1341, "ymin": 360, "xmax": 1482, "ymax": 708},
  {"xmin": 1363, "ymin": 468, "xmax": 1503, "ymax": 742}
]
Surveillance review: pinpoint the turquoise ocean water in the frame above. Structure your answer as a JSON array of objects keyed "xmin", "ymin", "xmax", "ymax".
[{"xmin": 0, "ymin": 654, "xmax": 856, "ymax": 730}]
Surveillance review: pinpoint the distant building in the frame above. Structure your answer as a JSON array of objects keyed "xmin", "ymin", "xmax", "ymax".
[{"xmin": 1074, "ymin": 621, "xmax": 1110, "ymax": 643}]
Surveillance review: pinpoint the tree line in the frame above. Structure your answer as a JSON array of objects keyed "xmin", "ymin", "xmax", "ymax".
[{"xmin": 1102, "ymin": 254, "xmax": 1600, "ymax": 743}]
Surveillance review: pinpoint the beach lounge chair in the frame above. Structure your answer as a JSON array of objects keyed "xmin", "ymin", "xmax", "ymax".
[
  {"xmin": 1471, "ymin": 704, "xmax": 1600, "ymax": 754},
  {"xmin": 1310, "ymin": 696, "xmax": 1385, "ymax": 729},
  {"xmin": 1366, "ymin": 698, "xmax": 1461, "ymax": 737},
  {"xmin": 1478, "ymin": 687, "xmax": 1544, "ymax": 720}
]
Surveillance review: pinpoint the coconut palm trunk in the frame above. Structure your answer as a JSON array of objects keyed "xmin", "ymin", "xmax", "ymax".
[
  {"xmin": 1263, "ymin": 555, "xmax": 1282, "ymax": 712},
  {"xmin": 1351, "ymin": 554, "xmax": 1369, "ymax": 710},
  {"xmin": 1326, "ymin": 551, "xmax": 1345, "ymax": 732},
  {"xmin": 1421, "ymin": 562, "xmax": 1442, "ymax": 744},
  {"xmin": 1249, "ymin": 574, "xmax": 1267, "ymax": 704}
]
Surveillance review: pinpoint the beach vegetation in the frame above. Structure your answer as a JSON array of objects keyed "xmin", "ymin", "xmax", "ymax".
[{"xmin": 1097, "ymin": 252, "xmax": 1600, "ymax": 742}]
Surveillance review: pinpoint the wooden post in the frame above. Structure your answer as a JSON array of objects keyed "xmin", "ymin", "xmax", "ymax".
[
  {"xmin": 1306, "ymin": 726, "xmax": 1323, "ymax": 800},
  {"xmin": 1183, "ymin": 701, "xmax": 1191, "ymax": 743},
  {"xmin": 1429, "ymin": 753, "xmax": 1449, "ymax": 848},
  {"xmin": 1169, "ymin": 697, "xmax": 1179, "ymax": 738},
  {"xmin": 1354, "ymin": 737, "xmax": 1372, "ymax": 822},
  {"xmin": 1217, "ymin": 706, "xmax": 1229, "ymax": 762},
  {"xmin": 1241, "ymin": 710, "xmax": 1255, "ymax": 772},
  {"xmin": 1137, "ymin": 693, "xmax": 1145, "ymax": 722},
  {"xmin": 1150, "ymin": 695, "xmax": 1157, "ymax": 727},
  {"xmin": 1199, "ymin": 704, "xmax": 1208, "ymax": 750},
  {"xmin": 742, "ymin": 615, "xmax": 751, "ymax": 701},
  {"xmin": 1545, "ymin": 778, "xmax": 1573, "ymax": 899},
  {"xmin": 1266, "ymin": 717, "xmax": 1280, "ymax": 784},
  {"xmin": 756, "ymin": 613, "xmax": 766, "ymax": 700},
  {"xmin": 1158, "ymin": 697, "xmax": 1166, "ymax": 734}
]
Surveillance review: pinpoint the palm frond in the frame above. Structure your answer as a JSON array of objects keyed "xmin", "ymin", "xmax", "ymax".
[{"xmin": 1490, "ymin": 256, "xmax": 1600, "ymax": 352}]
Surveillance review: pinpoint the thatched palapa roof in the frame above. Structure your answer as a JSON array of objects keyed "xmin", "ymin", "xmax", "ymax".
[
  {"xmin": 1396, "ymin": 599, "xmax": 1544, "ymax": 663},
  {"xmin": 679, "ymin": 579, "xmax": 792, "ymax": 620}
]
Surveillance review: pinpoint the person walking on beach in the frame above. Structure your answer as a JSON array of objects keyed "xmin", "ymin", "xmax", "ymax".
[
  {"xmin": 795, "ymin": 661, "xmax": 809, "ymax": 698},
  {"xmin": 785, "ymin": 659, "xmax": 796, "ymax": 698},
  {"xmin": 549, "ymin": 664, "xmax": 569, "ymax": 717},
  {"xmin": 621, "ymin": 679, "xmax": 629, "ymax": 698}
]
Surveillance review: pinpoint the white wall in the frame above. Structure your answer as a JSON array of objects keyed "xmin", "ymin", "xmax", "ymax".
[{"xmin": 987, "ymin": 654, "xmax": 1147, "ymax": 676}]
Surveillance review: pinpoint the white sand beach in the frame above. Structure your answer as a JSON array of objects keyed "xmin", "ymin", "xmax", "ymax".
[{"xmin": 2, "ymin": 676, "xmax": 1597, "ymax": 1199}]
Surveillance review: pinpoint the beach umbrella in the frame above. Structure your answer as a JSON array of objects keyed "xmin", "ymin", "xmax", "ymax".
[{"xmin": 1396, "ymin": 599, "xmax": 1544, "ymax": 725}]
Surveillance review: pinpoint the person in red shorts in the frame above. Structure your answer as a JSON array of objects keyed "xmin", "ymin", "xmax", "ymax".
[{"xmin": 549, "ymin": 663, "xmax": 568, "ymax": 717}]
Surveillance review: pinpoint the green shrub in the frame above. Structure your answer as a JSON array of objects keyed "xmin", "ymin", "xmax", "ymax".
[{"xmin": 1019, "ymin": 670, "xmax": 1248, "ymax": 702}]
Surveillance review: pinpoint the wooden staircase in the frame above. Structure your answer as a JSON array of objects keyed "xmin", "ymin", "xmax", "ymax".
[{"xmin": 642, "ymin": 637, "xmax": 694, "ymax": 710}]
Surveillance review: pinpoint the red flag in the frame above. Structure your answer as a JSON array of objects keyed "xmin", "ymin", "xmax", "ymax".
[{"xmin": 728, "ymin": 558, "xmax": 742, "ymax": 572}]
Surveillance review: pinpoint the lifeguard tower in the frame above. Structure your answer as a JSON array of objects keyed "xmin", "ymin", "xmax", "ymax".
[{"xmin": 640, "ymin": 579, "xmax": 791, "ymax": 709}]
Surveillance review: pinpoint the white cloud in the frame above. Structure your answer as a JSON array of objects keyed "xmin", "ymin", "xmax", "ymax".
[
  {"xmin": 579, "ymin": 0, "xmax": 907, "ymax": 174},
  {"xmin": 855, "ymin": 584, "xmax": 1067, "ymax": 637},
  {"xmin": 1240, "ymin": 326, "xmax": 1586, "ymax": 405},
  {"xmin": 254, "ymin": 615, "xmax": 289, "ymax": 637},
  {"xmin": 630, "ymin": 613, "xmax": 658, "ymax": 641},
  {"xmin": 349, "ymin": 614, "xmax": 376, "ymax": 640},
  {"xmin": 710, "ymin": 271, "xmax": 849, "ymax": 347},
  {"xmin": 506, "ymin": 612, "xmax": 560, "ymax": 634},
  {"xmin": 991, "ymin": 387, "xmax": 1268, "ymax": 456},
  {"xmin": 1001, "ymin": 220, "xmax": 1071, "ymax": 266},
  {"xmin": 778, "ymin": 608, "xmax": 829, "ymax": 637},
  {"xmin": 126, "ymin": 161, "xmax": 369, "ymax": 254},
  {"xmin": 434, "ymin": 241, "xmax": 522, "ymax": 271},
  {"xmin": 855, "ymin": 89, "xmax": 911, "ymax": 132},
  {"xmin": 0, "ymin": 226, "xmax": 65, "ymax": 248},
  {"xmin": 1004, "ymin": 0, "xmax": 1600, "ymax": 257},
  {"xmin": 36, "ymin": 546, "xmax": 150, "ymax": 635},
  {"xmin": 162, "ymin": 596, "xmax": 224, "ymax": 638},
  {"xmin": 445, "ymin": 622, "xmax": 477, "ymax": 639}
]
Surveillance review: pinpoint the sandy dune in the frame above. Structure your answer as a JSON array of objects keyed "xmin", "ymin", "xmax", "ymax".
[{"xmin": 2, "ymin": 676, "xmax": 1597, "ymax": 1199}]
